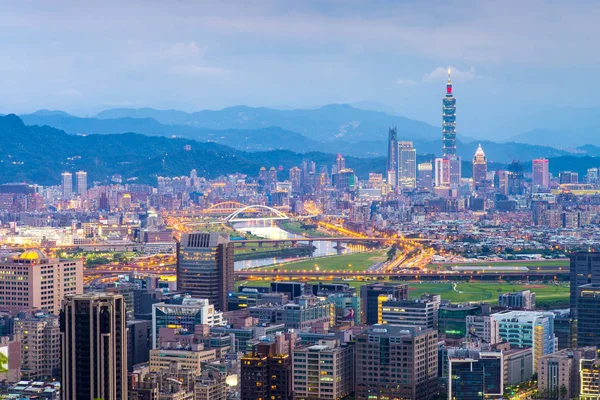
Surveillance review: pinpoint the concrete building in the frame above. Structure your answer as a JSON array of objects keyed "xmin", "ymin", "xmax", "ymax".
[
  {"xmin": 152, "ymin": 298, "xmax": 225, "ymax": 348},
  {"xmin": 13, "ymin": 314, "xmax": 60, "ymax": 380},
  {"xmin": 491, "ymin": 311, "xmax": 557, "ymax": 372},
  {"xmin": 355, "ymin": 325, "xmax": 438, "ymax": 400},
  {"xmin": 61, "ymin": 293, "xmax": 127, "ymax": 400},
  {"xmin": 380, "ymin": 294, "xmax": 440, "ymax": 330},
  {"xmin": 129, "ymin": 361, "xmax": 196, "ymax": 400},
  {"xmin": 292, "ymin": 340, "xmax": 354, "ymax": 400},
  {"xmin": 177, "ymin": 232, "xmax": 234, "ymax": 312},
  {"xmin": 466, "ymin": 315, "xmax": 500, "ymax": 345},
  {"xmin": 149, "ymin": 345, "xmax": 217, "ymax": 375},
  {"xmin": 570, "ymin": 252, "xmax": 600, "ymax": 321},
  {"xmin": 0, "ymin": 249, "xmax": 82, "ymax": 315},
  {"xmin": 538, "ymin": 347, "xmax": 597, "ymax": 400},
  {"xmin": 448, "ymin": 348, "xmax": 503, "ymax": 400},
  {"xmin": 580, "ymin": 355, "xmax": 600, "ymax": 400},
  {"xmin": 532, "ymin": 158, "xmax": 550, "ymax": 190},
  {"xmin": 576, "ymin": 284, "xmax": 600, "ymax": 347},
  {"xmin": 61, "ymin": 171, "xmax": 72, "ymax": 199},
  {"xmin": 75, "ymin": 170, "xmax": 87, "ymax": 198},
  {"xmin": 498, "ymin": 290, "xmax": 536, "ymax": 310},
  {"xmin": 472, "ymin": 144, "xmax": 488, "ymax": 189},
  {"xmin": 399, "ymin": 141, "xmax": 417, "ymax": 189},
  {"xmin": 439, "ymin": 303, "xmax": 489, "ymax": 340},
  {"xmin": 360, "ymin": 283, "xmax": 409, "ymax": 325},
  {"xmin": 417, "ymin": 162, "xmax": 434, "ymax": 190},
  {"xmin": 503, "ymin": 346, "xmax": 534, "ymax": 386},
  {"xmin": 194, "ymin": 366, "xmax": 227, "ymax": 400}
]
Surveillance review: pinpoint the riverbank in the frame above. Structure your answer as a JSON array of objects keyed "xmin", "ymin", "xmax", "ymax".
[{"xmin": 235, "ymin": 245, "xmax": 314, "ymax": 261}]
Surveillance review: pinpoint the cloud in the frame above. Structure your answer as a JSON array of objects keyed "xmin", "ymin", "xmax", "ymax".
[
  {"xmin": 422, "ymin": 66, "xmax": 477, "ymax": 83},
  {"xmin": 57, "ymin": 87, "xmax": 82, "ymax": 97},
  {"xmin": 160, "ymin": 42, "xmax": 204, "ymax": 59}
]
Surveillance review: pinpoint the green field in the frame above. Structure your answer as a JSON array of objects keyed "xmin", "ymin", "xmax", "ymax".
[
  {"xmin": 278, "ymin": 221, "xmax": 332, "ymax": 238},
  {"xmin": 235, "ymin": 279, "xmax": 569, "ymax": 308},
  {"xmin": 255, "ymin": 250, "xmax": 388, "ymax": 272},
  {"xmin": 428, "ymin": 260, "xmax": 568, "ymax": 269}
]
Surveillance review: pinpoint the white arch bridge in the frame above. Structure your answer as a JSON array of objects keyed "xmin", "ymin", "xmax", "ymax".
[{"xmin": 223, "ymin": 204, "xmax": 290, "ymax": 223}]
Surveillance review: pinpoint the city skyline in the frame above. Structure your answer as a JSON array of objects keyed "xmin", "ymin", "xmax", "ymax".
[{"xmin": 3, "ymin": 1, "xmax": 600, "ymax": 139}]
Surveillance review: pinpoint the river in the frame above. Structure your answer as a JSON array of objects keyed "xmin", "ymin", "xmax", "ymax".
[{"xmin": 232, "ymin": 221, "xmax": 367, "ymax": 270}]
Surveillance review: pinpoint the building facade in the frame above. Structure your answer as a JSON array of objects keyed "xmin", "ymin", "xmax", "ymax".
[
  {"xmin": 176, "ymin": 232, "xmax": 234, "ymax": 311},
  {"xmin": 60, "ymin": 293, "xmax": 127, "ymax": 400}
]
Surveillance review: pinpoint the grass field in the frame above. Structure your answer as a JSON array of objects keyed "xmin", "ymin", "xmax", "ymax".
[
  {"xmin": 428, "ymin": 260, "xmax": 568, "ymax": 269},
  {"xmin": 256, "ymin": 250, "xmax": 388, "ymax": 272},
  {"xmin": 235, "ymin": 279, "xmax": 569, "ymax": 308},
  {"xmin": 278, "ymin": 221, "xmax": 332, "ymax": 237}
]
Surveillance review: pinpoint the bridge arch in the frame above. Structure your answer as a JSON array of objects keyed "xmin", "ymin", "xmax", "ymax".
[
  {"xmin": 203, "ymin": 201, "xmax": 247, "ymax": 214},
  {"xmin": 225, "ymin": 204, "xmax": 289, "ymax": 222}
]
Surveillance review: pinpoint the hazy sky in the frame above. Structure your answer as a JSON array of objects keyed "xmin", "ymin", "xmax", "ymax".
[{"xmin": 2, "ymin": 0, "xmax": 600, "ymax": 138}]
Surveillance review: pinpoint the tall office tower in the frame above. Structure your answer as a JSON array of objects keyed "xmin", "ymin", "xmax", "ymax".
[
  {"xmin": 61, "ymin": 293, "xmax": 127, "ymax": 400},
  {"xmin": 532, "ymin": 158, "xmax": 549, "ymax": 190},
  {"xmin": 355, "ymin": 325, "xmax": 438, "ymax": 400},
  {"xmin": 507, "ymin": 161, "xmax": 524, "ymax": 195},
  {"xmin": 387, "ymin": 127, "xmax": 399, "ymax": 187},
  {"xmin": 587, "ymin": 167, "xmax": 599, "ymax": 183},
  {"xmin": 75, "ymin": 170, "xmax": 87, "ymax": 198},
  {"xmin": 177, "ymin": 232, "xmax": 234, "ymax": 312},
  {"xmin": 417, "ymin": 162, "xmax": 434, "ymax": 190},
  {"xmin": 434, "ymin": 157, "xmax": 449, "ymax": 187},
  {"xmin": 289, "ymin": 166, "xmax": 302, "ymax": 193},
  {"xmin": 13, "ymin": 314, "xmax": 61, "ymax": 380},
  {"xmin": 359, "ymin": 283, "xmax": 409, "ymax": 325},
  {"xmin": 292, "ymin": 341, "xmax": 354, "ymax": 400},
  {"xmin": 576, "ymin": 284, "xmax": 600, "ymax": 347},
  {"xmin": 491, "ymin": 310, "xmax": 557, "ymax": 371},
  {"xmin": 399, "ymin": 141, "xmax": 417, "ymax": 189},
  {"xmin": 0, "ymin": 249, "xmax": 82, "ymax": 314},
  {"xmin": 380, "ymin": 294, "xmax": 441, "ymax": 330},
  {"xmin": 443, "ymin": 69, "xmax": 457, "ymax": 157},
  {"xmin": 472, "ymin": 144, "xmax": 487, "ymax": 188},
  {"xmin": 336, "ymin": 153, "xmax": 346, "ymax": 173},
  {"xmin": 448, "ymin": 155, "xmax": 462, "ymax": 188},
  {"xmin": 448, "ymin": 348, "xmax": 503, "ymax": 400},
  {"xmin": 268, "ymin": 166, "xmax": 278, "ymax": 191},
  {"xmin": 569, "ymin": 252, "xmax": 600, "ymax": 321},
  {"xmin": 61, "ymin": 171, "xmax": 72, "ymax": 199}
]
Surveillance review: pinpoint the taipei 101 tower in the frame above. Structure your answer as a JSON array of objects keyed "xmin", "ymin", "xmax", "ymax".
[{"xmin": 435, "ymin": 69, "xmax": 461, "ymax": 191}]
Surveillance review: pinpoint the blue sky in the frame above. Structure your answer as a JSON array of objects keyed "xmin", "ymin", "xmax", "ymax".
[{"xmin": 1, "ymin": 0, "xmax": 599, "ymax": 139}]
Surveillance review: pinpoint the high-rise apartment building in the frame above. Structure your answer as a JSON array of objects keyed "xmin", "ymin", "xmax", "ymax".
[
  {"xmin": 538, "ymin": 347, "xmax": 597, "ymax": 400},
  {"xmin": 176, "ymin": 232, "xmax": 234, "ymax": 312},
  {"xmin": 498, "ymin": 290, "xmax": 536, "ymax": 310},
  {"xmin": 75, "ymin": 170, "xmax": 87, "ymax": 198},
  {"xmin": 13, "ymin": 314, "xmax": 61, "ymax": 380},
  {"xmin": 399, "ymin": 141, "xmax": 417, "ymax": 189},
  {"xmin": 61, "ymin": 171, "xmax": 72, "ymax": 199},
  {"xmin": 0, "ymin": 249, "xmax": 82, "ymax": 315},
  {"xmin": 289, "ymin": 166, "xmax": 302, "ymax": 194},
  {"xmin": 195, "ymin": 366, "xmax": 227, "ymax": 400},
  {"xmin": 355, "ymin": 325, "xmax": 438, "ymax": 400},
  {"xmin": 61, "ymin": 293, "xmax": 127, "ymax": 400},
  {"xmin": 359, "ymin": 283, "xmax": 409, "ymax": 325},
  {"xmin": 387, "ymin": 127, "xmax": 398, "ymax": 187},
  {"xmin": 292, "ymin": 341, "xmax": 354, "ymax": 399},
  {"xmin": 417, "ymin": 162, "xmax": 434, "ymax": 190},
  {"xmin": 472, "ymin": 144, "xmax": 487, "ymax": 189},
  {"xmin": 532, "ymin": 158, "xmax": 549, "ymax": 190},
  {"xmin": 560, "ymin": 171, "xmax": 579, "ymax": 185}
]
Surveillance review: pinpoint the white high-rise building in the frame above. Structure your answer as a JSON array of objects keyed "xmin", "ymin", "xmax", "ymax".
[
  {"xmin": 76, "ymin": 171, "xmax": 87, "ymax": 198},
  {"xmin": 61, "ymin": 172, "xmax": 73, "ymax": 199}
]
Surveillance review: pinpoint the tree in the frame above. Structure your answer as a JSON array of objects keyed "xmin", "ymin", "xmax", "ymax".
[
  {"xmin": 387, "ymin": 246, "xmax": 397, "ymax": 261},
  {"xmin": 559, "ymin": 384, "xmax": 567, "ymax": 400}
]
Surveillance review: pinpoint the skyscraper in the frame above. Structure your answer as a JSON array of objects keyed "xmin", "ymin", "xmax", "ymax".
[
  {"xmin": 575, "ymin": 284, "xmax": 600, "ymax": 347},
  {"xmin": 176, "ymin": 232, "xmax": 235, "ymax": 311},
  {"xmin": 532, "ymin": 158, "xmax": 549, "ymax": 190},
  {"xmin": 417, "ymin": 162, "xmax": 434, "ymax": 190},
  {"xmin": 75, "ymin": 170, "xmax": 87, "ymax": 198},
  {"xmin": 399, "ymin": 141, "xmax": 417, "ymax": 189},
  {"xmin": 336, "ymin": 153, "xmax": 346, "ymax": 173},
  {"xmin": 443, "ymin": 69, "xmax": 457, "ymax": 157},
  {"xmin": 61, "ymin": 171, "xmax": 72, "ymax": 199},
  {"xmin": 436, "ymin": 70, "xmax": 461, "ymax": 189},
  {"xmin": 387, "ymin": 127, "xmax": 398, "ymax": 187},
  {"xmin": 289, "ymin": 166, "xmax": 301, "ymax": 194},
  {"xmin": 570, "ymin": 252, "xmax": 600, "ymax": 330},
  {"xmin": 472, "ymin": 144, "xmax": 487, "ymax": 189},
  {"xmin": 61, "ymin": 293, "xmax": 127, "ymax": 400},
  {"xmin": 355, "ymin": 325, "xmax": 438, "ymax": 400}
]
